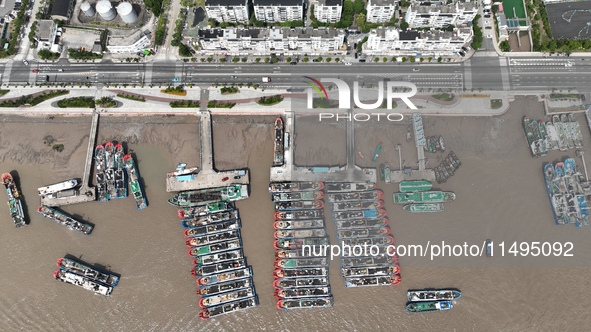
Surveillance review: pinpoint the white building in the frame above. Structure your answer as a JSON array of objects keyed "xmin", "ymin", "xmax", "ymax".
[
  {"xmin": 198, "ymin": 27, "xmax": 346, "ymax": 55},
  {"xmin": 253, "ymin": 0, "xmax": 303, "ymax": 23},
  {"xmin": 362, "ymin": 26, "xmax": 473, "ymax": 56},
  {"xmin": 205, "ymin": 0, "xmax": 250, "ymax": 23},
  {"xmin": 107, "ymin": 32, "xmax": 151, "ymax": 53},
  {"xmin": 405, "ymin": 1, "xmax": 477, "ymax": 28},
  {"xmin": 35, "ymin": 20, "xmax": 62, "ymax": 53},
  {"xmin": 314, "ymin": 0, "xmax": 342, "ymax": 24},
  {"xmin": 366, "ymin": 0, "xmax": 396, "ymax": 24}
]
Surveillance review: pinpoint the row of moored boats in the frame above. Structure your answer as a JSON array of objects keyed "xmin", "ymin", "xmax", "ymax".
[
  {"xmin": 405, "ymin": 289, "xmax": 461, "ymax": 312},
  {"xmin": 53, "ymin": 257, "xmax": 120, "ymax": 296},
  {"xmin": 393, "ymin": 180, "xmax": 456, "ymax": 213},
  {"xmin": 523, "ymin": 114, "xmax": 583, "ymax": 157},
  {"xmin": 544, "ymin": 159, "xmax": 589, "ymax": 227}
]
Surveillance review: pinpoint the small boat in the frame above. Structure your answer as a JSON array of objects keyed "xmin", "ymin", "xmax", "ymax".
[
  {"xmin": 406, "ymin": 301, "xmax": 453, "ymax": 313},
  {"xmin": 439, "ymin": 136, "xmax": 445, "ymax": 152},
  {"xmin": 274, "ymin": 229, "xmax": 327, "ymax": 239},
  {"xmin": 345, "ymin": 275, "xmax": 400, "ymax": 287},
  {"xmin": 336, "ymin": 228, "xmax": 390, "ymax": 239},
  {"xmin": 57, "ymin": 258, "xmax": 119, "ymax": 287},
  {"xmin": 167, "ymin": 163, "xmax": 198, "ymax": 178},
  {"xmin": 184, "ymin": 220, "xmax": 241, "ymax": 239},
  {"xmin": 372, "ymin": 142, "xmax": 383, "ymax": 162},
  {"xmin": 191, "ymin": 259, "xmax": 246, "ymax": 277},
  {"xmin": 486, "ymin": 239, "xmax": 492, "ymax": 257},
  {"xmin": 185, "ymin": 230, "xmax": 241, "ymax": 246},
  {"xmin": 332, "ymin": 208, "xmax": 387, "ymax": 220},
  {"xmin": 449, "ymin": 151, "xmax": 461, "ymax": 167},
  {"xmin": 274, "ymin": 237, "xmax": 329, "ymax": 249},
  {"xmin": 38, "ymin": 179, "xmax": 78, "ymax": 196},
  {"xmin": 275, "ymin": 258, "xmax": 329, "ymax": 268},
  {"xmin": 274, "ymin": 210, "xmax": 323, "ymax": 221},
  {"xmin": 561, "ymin": 114, "xmax": 575, "ymax": 149},
  {"xmin": 123, "ymin": 154, "xmax": 147, "ymax": 209},
  {"xmin": 341, "ymin": 265, "xmax": 400, "ymax": 277},
  {"xmin": 114, "ymin": 144, "xmax": 127, "ymax": 198},
  {"xmin": 341, "ymin": 236, "xmax": 395, "ymax": 247},
  {"xmin": 273, "ymin": 277, "xmax": 329, "ymax": 289},
  {"xmin": 399, "ymin": 181, "xmax": 432, "ymax": 193},
  {"xmin": 324, "ymin": 182, "xmax": 376, "ymax": 192},
  {"xmin": 275, "ymin": 200, "xmax": 324, "ymax": 211},
  {"xmin": 273, "ymin": 268, "xmax": 328, "ymax": 279},
  {"xmin": 407, "ymin": 289, "xmax": 461, "ymax": 302},
  {"xmin": 181, "ymin": 210, "xmax": 239, "ymax": 229},
  {"xmin": 273, "ymin": 219, "xmax": 325, "ymax": 230},
  {"xmin": 271, "ymin": 191, "xmax": 324, "ymax": 202},
  {"xmin": 406, "ymin": 126, "xmax": 412, "ymax": 142},
  {"xmin": 199, "ymin": 297, "xmax": 258, "ymax": 319},
  {"xmin": 327, "ymin": 190, "xmax": 384, "ymax": 203},
  {"xmin": 169, "ymin": 185, "xmax": 248, "ymax": 207},
  {"xmin": 403, "ymin": 203, "xmax": 444, "ymax": 213},
  {"xmin": 200, "ymin": 287, "xmax": 256, "ymax": 308},
  {"xmin": 197, "ymin": 267, "xmax": 253, "ymax": 287},
  {"xmin": 188, "ymin": 239, "xmax": 242, "ymax": 257},
  {"xmin": 95, "ymin": 145, "xmax": 108, "ymax": 202},
  {"xmin": 193, "ymin": 249, "xmax": 244, "ymax": 266},
  {"xmin": 384, "ymin": 163, "xmax": 391, "ymax": 183},
  {"xmin": 274, "ymin": 117, "xmax": 284, "ymax": 166},
  {"xmin": 197, "ymin": 278, "xmax": 252, "ymax": 296},
  {"xmin": 2, "ymin": 173, "xmax": 26, "ymax": 228},
  {"xmin": 53, "ymin": 269, "xmax": 113, "ymax": 296},
  {"xmin": 276, "ymin": 248, "xmax": 326, "ymax": 259},
  {"xmin": 340, "ymin": 255, "xmax": 397, "ymax": 268},
  {"xmin": 104, "ymin": 142, "xmax": 117, "ymax": 199},
  {"xmin": 178, "ymin": 202, "xmax": 235, "ymax": 218},
  {"xmin": 38, "ymin": 205, "xmax": 93, "ymax": 235},
  {"xmin": 358, "ymin": 151, "xmax": 365, "ymax": 159},
  {"xmin": 330, "ymin": 200, "xmax": 384, "ymax": 212},
  {"xmin": 275, "ymin": 286, "xmax": 331, "ymax": 299},
  {"xmin": 335, "ymin": 218, "xmax": 389, "ymax": 229},
  {"xmin": 268, "ymin": 182, "xmax": 324, "ymax": 193},
  {"xmin": 380, "ymin": 164, "xmax": 385, "ymax": 181},
  {"xmin": 277, "ymin": 296, "xmax": 333, "ymax": 310},
  {"xmin": 394, "ymin": 191, "xmax": 456, "ymax": 204}
]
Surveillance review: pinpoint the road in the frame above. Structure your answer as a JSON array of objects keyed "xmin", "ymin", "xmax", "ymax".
[{"xmin": 5, "ymin": 54, "xmax": 591, "ymax": 93}]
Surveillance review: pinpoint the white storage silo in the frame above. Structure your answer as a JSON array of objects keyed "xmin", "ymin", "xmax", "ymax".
[
  {"xmin": 96, "ymin": 0, "xmax": 116, "ymax": 21},
  {"xmin": 116, "ymin": 2, "xmax": 138, "ymax": 23},
  {"xmin": 80, "ymin": 2, "xmax": 96, "ymax": 17}
]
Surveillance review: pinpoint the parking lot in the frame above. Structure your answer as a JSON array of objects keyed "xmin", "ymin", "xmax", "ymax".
[
  {"xmin": 547, "ymin": 2, "xmax": 591, "ymax": 39},
  {"xmin": 0, "ymin": 0, "xmax": 17, "ymax": 18},
  {"xmin": 60, "ymin": 28, "xmax": 101, "ymax": 54}
]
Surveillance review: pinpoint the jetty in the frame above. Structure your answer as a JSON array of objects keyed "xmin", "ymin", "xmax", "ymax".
[
  {"xmin": 166, "ymin": 111, "xmax": 249, "ymax": 192},
  {"xmin": 270, "ymin": 109, "xmax": 377, "ymax": 183},
  {"xmin": 41, "ymin": 112, "xmax": 98, "ymax": 206}
]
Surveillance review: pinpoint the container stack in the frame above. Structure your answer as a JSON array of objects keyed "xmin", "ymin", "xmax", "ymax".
[
  {"xmin": 326, "ymin": 182, "xmax": 401, "ymax": 288},
  {"xmin": 269, "ymin": 181, "xmax": 334, "ymax": 310}
]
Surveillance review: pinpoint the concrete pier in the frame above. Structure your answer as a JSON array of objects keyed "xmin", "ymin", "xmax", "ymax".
[
  {"xmin": 41, "ymin": 112, "xmax": 98, "ymax": 206},
  {"xmin": 166, "ymin": 111, "xmax": 249, "ymax": 192}
]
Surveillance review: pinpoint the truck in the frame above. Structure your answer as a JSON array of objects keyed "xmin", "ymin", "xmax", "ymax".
[{"xmin": 262, "ymin": 77, "xmax": 271, "ymax": 82}]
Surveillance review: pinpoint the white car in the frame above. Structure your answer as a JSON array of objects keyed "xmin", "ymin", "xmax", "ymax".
[
  {"xmin": 344, "ymin": 62, "xmax": 352, "ymax": 66},
  {"xmin": 413, "ymin": 68, "xmax": 420, "ymax": 72},
  {"xmin": 22, "ymin": 59, "xmax": 29, "ymax": 65}
]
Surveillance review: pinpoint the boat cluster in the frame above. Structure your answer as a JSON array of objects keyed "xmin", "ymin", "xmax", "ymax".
[
  {"xmin": 394, "ymin": 181, "xmax": 456, "ymax": 213},
  {"xmin": 434, "ymin": 151, "xmax": 461, "ymax": 184},
  {"xmin": 270, "ymin": 181, "xmax": 335, "ymax": 310},
  {"xmin": 405, "ymin": 289, "xmax": 461, "ymax": 312},
  {"xmin": 327, "ymin": 182, "xmax": 401, "ymax": 287},
  {"xmin": 2, "ymin": 172, "xmax": 26, "ymax": 228},
  {"xmin": 544, "ymin": 159, "xmax": 589, "ymax": 227},
  {"xmin": 175, "ymin": 186, "xmax": 258, "ymax": 320},
  {"xmin": 523, "ymin": 114, "xmax": 583, "ymax": 157},
  {"xmin": 424, "ymin": 135, "xmax": 446, "ymax": 153},
  {"xmin": 53, "ymin": 257, "xmax": 120, "ymax": 296}
]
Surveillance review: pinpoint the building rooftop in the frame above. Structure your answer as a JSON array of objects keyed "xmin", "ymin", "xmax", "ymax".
[
  {"xmin": 205, "ymin": 0, "xmax": 247, "ymax": 6},
  {"xmin": 50, "ymin": 0, "xmax": 73, "ymax": 18},
  {"xmin": 36, "ymin": 20, "xmax": 55, "ymax": 41},
  {"xmin": 368, "ymin": 0, "xmax": 396, "ymax": 6},
  {"xmin": 371, "ymin": 26, "xmax": 472, "ymax": 42},
  {"xmin": 108, "ymin": 30, "xmax": 149, "ymax": 46},
  {"xmin": 413, "ymin": 1, "xmax": 476, "ymax": 14},
  {"xmin": 199, "ymin": 27, "xmax": 344, "ymax": 39},
  {"xmin": 316, "ymin": 0, "xmax": 343, "ymax": 6},
  {"xmin": 399, "ymin": 30, "xmax": 421, "ymax": 40},
  {"xmin": 253, "ymin": 0, "xmax": 303, "ymax": 6}
]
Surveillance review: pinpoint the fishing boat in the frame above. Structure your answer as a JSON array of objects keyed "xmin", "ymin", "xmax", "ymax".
[
  {"xmin": 335, "ymin": 218, "xmax": 388, "ymax": 229},
  {"xmin": 324, "ymin": 182, "xmax": 376, "ymax": 192},
  {"xmin": 273, "ymin": 277, "xmax": 329, "ymax": 289},
  {"xmin": 275, "ymin": 258, "xmax": 329, "ymax": 268},
  {"xmin": 403, "ymin": 203, "xmax": 444, "ymax": 213},
  {"xmin": 327, "ymin": 190, "xmax": 384, "ymax": 202},
  {"xmin": 359, "ymin": 151, "xmax": 365, "ymax": 159},
  {"xmin": 399, "ymin": 181, "xmax": 432, "ymax": 193},
  {"xmin": 332, "ymin": 208, "xmax": 387, "ymax": 220},
  {"xmin": 183, "ymin": 222, "xmax": 241, "ymax": 241},
  {"xmin": 439, "ymin": 136, "xmax": 445, "ymax": 152},
  {"xmin": 123, "ymin": 154, "xmax": 147, "ymax": 209},
  {"xmin": 114, "ymin": 144, "xmax": 127, "ymax": 198},
  {"xmin": 340, "ymin": 245, "xmax": 395, "ymax": 258},
  {"xmin": 2, "ymin": 173, "xmax": 26, "ymax": 228},
  {"xmin": 330, "ymin": 200, "xmax": 384, "ymax": 212},
  {"xmin": 191, "ymin": 259, "xmax": 246, "ymax": 277},
  {"xmin": 269, "ymin": 182, "xmax": 324, "ymax": 193},
  {"xmin": 372, "ymin": 142, "xmax": 383, "ymax": 162},
  {"xmin": 449, "ymin": 151, "xmax": 461, "ymax": 167},
  {"xmin": 271, "ymin": 191, "xmax": 324, "ymax": 202},
  {"xmin": 197, "ymin": 278, "xmax": 252, "ymax": 297},
  {"xmin": 553, "ymin": 115, "xmax": 568, "ymax": 151},
  {"xmin": 276, "ymin": 297, "xmax": 333, "ymax": 310},
  {"xmin": 274, "ymin": 229, "xmax": 327, "ymax": 239},
  {"xmin": 274, "ymin": 237, "xmax": 330, "ymax": 249},
  {"xmin": 273, "ymin": 268, "xmax": 328, "ymax": 279},
  {"xmin": 274, "ymin": 210, "xmax": 323, "ymax": 221},
  {"xmin": 345, "ymin": 275, "xmax": 400, "ymax": 287},
  {"xmin": 274, "ymin": 117, "xmax": 284, "ymax": 166},
  {"xmin": 178, "ymin": 202, "xmax": 235, "ymax": 218},
  {"xmin": 104, "ymin": 142, "xmax": 117, "ymax": 199},
  {"xmin": 340, "ymin": 255, "xmax": 397, "ymax": 268},
  {"xmin": 406, "ymin": 301, "xmax": 453, "ymax": 313},
  {"xmin": 53, "ymin": 269, "xmax": 113, "ymax": 296},
  {"xmin": 38, "ymin": 205, "xmax": 93, "ymax": 235},
  {"xmin": 38, "ymin": 179, "xmax": 78, "ymax": 197},
  {"xmin": 561, "ymin": 114, "xmax": 575, "ymax": 149},
  {"xmin": 407, "ymin": 289, "xmax": 461, "ymax": 302},
  {"xmin": 95, "ymin": 145, "xmax": 108, "ymax": 202},
  {"xmin": 275, "ymin": 200, "xmax": 324, "ymax": 211},
  {"xmin": 197, "ymin": 267, "xmax": 252, "ymax": 286},
  {"xmin": 275, "ymin": 287, "xmax": 331, "ymax": 299},
  {"xmin": 394, "ymin": 191, "xmax": 455, "ymax": 204},
  {"xmin": 185, "ymin": 230, "xmax": 241, "ymax": 246},
  {"xmin": 538, "ymin": 122, "xmax": 549, "ymax": 156},
  {"xmin": 57, "ymin": 258, "xmax": 119, "ymax": 286},
  {"xmin": 336, "ymin": 228, "xmax": 390, "ymax": 239},
  {"xmin": 384, "ymin": 163, "xmax": 391, "ymax": 183},
  {"xmin": 188, "ymin": 239, "xmax": 242, "ymax": 257},
  {"xmin": 200, "ymin": 287, "xmax": 256, "ymax": 308},
  {"xmin": 199, "ymin": 297, "xmax": 258, "ymax": 319},
  {"xmin": 276, "ymin": 248, "xmax": 326, "ymax": 259},
  {"xmin": 406, "ymin": 126, "xmax": 412, "ymax": 142},
  {"xmin": 341, "ymin": 265, "xmax": 400, "ymax": 277},
  {"xmin": 486, "ymin": 239, "xmax": 492, "ymax": 257},
  {"xmin": 341, "ymin": 236, "xmax": 395, "ymax": 247},
  {"xmin": 569, "ymin": 113, "xmax": 584, "ymax": 148},
  {"xmin": 273, "ymin": 219, "xmax": 325, "ymax": 230},
  {"xmin": 169, "ymin": 185, "xmax": 248, "ymax": 207},
  {"xmin": 181, "ymin": 210, "xmax": 239, "ymax": 229},
  {"xmin": 380, "ymin": 164, "xmax": 385, "ymax": 181},
  {"xmin": 167, "ymin": 163, "xmax": 199, "ymax": 178}
]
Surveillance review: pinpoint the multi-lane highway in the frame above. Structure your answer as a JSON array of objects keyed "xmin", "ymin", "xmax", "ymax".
[{"xmin": 3, "ymin": 54, "xmax": 591, "ymax": 93}]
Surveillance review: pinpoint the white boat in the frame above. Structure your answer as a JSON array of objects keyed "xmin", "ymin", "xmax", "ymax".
[{"xmin": 38, "ymin": 179, "xmax": 78, "ymax": 196}]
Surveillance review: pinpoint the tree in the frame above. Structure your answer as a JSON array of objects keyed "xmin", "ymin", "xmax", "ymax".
[
  {"xmin": 354, "ymin": 0, "xmax": 364, "ymax": 14},
  {"xmin": 264, "ymin": 58, "xmax": 270, "ymax": 63},
  {"xmin": 355, "ymin": 14, "xmax": 366, "ymax": 28},
  {"xmin": 145, "ymin": 0, "xmax": 164, "ymax": 17},
  {"xmin": 437, "ymin": 57, "xmax": 442, "ymax": 63},
  {"xmin": 326, "ymin": 58, "xmax": 332, "ymax": 62},
  {"xmin": 303, "ymin": 57, "xmax": 309, "ymax": 62},
  {"xmin": 255, "ymin": 58, "xmax": 261, "ymax": 62},
  {"xmin": 383, "ymin": 57, "xmax": 387, "ymax": 62},
  {"xmin": 335, "ymin": 58, "xmax": 340, "ymax": 62},
  {"xmin": 317, "ymin": 56, "xmax": 322, "ymax": 62},
  {"xmin": 241, "ymin": 58, "xmax": 247, "ymax": 62},
  {"xmin": 233, "ymin": 57, "xmax": 239, "ymax": 62},
  {"xmin": 286, "ymin": 57, "xmax": 292, "ymax": 62},
  {"xmin": 499, "ymin": 40, "xmax": 510, "ymax": 52},
  {"xmin": 374, "ymin": 57, "xmax": 379, "ymax": 62},
  {"xmin": 400, "ymin": 19, "xmax": 409, "ymax": 30}
]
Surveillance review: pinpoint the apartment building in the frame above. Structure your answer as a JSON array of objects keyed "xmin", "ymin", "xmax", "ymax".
[
  {"xmin": 366, "ymin": 0, "xmax": 396, "ymax": 23},
  {"xmin": 405, "ymin": 1, "xmax": 477, "ymax": 28},
  {"xmin": 204, "ymin": 0, "xmax": 250, "ymax": 23},
  {"xmin": 314, "ymin": 0, "xmax": 343, "ymax": 24},
  {"xmin": 253, "ymin": 0, "xmax": 304, "ymax": 23}
]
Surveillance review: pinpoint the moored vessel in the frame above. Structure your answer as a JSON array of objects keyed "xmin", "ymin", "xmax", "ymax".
[
  {"xmin": 197, "ymin": 278, "xmax": 252, "ymax": 296},
  {"xmin": 123, "ymin": 154, "xmax": 147, "ymax": 209},
  {"xmin": 332, "ymin": 208, "xmax": 387, "ymax": 220},
  {"xmin": 38, "ymin": 179, "xmax": 78, "ymax": 196},
  {"xmin": 271, "ymin": 191, "xmax": 324, "ymax": 202},
  {"xmin": 197, "ymin": 267, "xmax": 252, "ymax": 286},
  {"xmin": 178, "ymin": 202, "xmax": 235, "ymax": 218},
  {"xmin": 345, "ymin": 275, "xmax": 400, "ymax": 287},
  {"xmin": 273, "ymin": 237, "xmax": 329, "ymax": 249},
  {"xmin": 407, "ymin": 289, "xmax": 461, "ymax": 302},
  {"xmin": 274, "ymin": 210, "xmax": 323, "ymax": 221},
  {"xmin": 273, "ymin": 267, "xmax": 328, "ymax": 279},
  {"xmin": 188, "ymin": 239, "xmax": 242, "ymax": 257},
  {"xmin": 269, "ymin": 182, "xmax": 324, "ymax": 193},
  {"xmin": 276, "ymin": 296, "xmax": 333, "ymax": 310},
  {"xmin": 372, "ymin": 142, "xmax": 383, "ymax": 162},
  {"xmin": 394, "ymin": 191, "xmax": 455, "ymax": 204},
  {"xmin": 57, "ymin": 258, "xmax": 119, "ymax": 287},
  {"xmin": 341, "ymin": 265, "xmax": 400, "ymax": 277},
  {"xmin": 38, "ymin": 205, "xmax": 93, "ymax": 235},
  {"xmin": 95, "ymin": 145, "xmax": 108, "ymax": 202},
  {"xmin": 331, "ymin": 200, "xmax": 384, "ymax": 212},
  {"xmin": 336, "ymin": 228, "xmax": 390, "ymax": 239},
  {"xmin": 341, "ymin": 255, "xmax": 397, "ymax": 268},
  {"xmin": 273, "ymin": 277, "xmax": 329, "ymax": 289},
  {"xmin": 274, "ymin": 117, "xmax": 284, "ymax": 166},
  {"xmin": 341, "ymin": 236, "xmax": 395, "ymax": 247},
  {"xmin": 199, "ymin": 296, "xmax": 258, "ymax": 319},
  {"xmin": 193, "ymin": 249, "xmax": 244, "ymax": 266},
  {"xmin": 327, "ymin": 190, "xmax": 384, "ymax": 202},
  {"xmin": 186, "ymin": 230, "xmax": 241, "ymax": 246},
  {"xmin": 169, "ymin": 185, "xmax": 248, "ymax": 207},
  {"xmin": 200, "ymin": 287, "xmax": 256, "ymax": 308},
  {"xmin": 275, "ymin": 258, "xmax": 330, "ymax": 268},
  {"xmin": 335, "ymin": 218, "xmax": 388, "ymax": 229},
  {"xmin": 53, "ymin": 269, "xmax": 113, "ymax": 296},
  {"xmin": 324, "ymin": 182, "xmax": 376, "ymax": 192},
  {"xmin": 275, "ymin": 229, "xmax": 327, "ymax": 239},
  {"xmin": 403, "ymin": 203, "xmax": 444, "ymax": 213},
  {"xmin": 273, "ymin": 219, "xmax": 325, "ymax": 230},
  {"xmin": 181, "ymin": 210, "xmax": 239, "ymax": 229},
  {"xmin": 114, "ymin": 144, "xmax": 127, "ymax": 198},
  {"xmin": 104, "ymin": 142, "xmax": 117, "ymax": 199},
  {"xmin": 406, "ymin": 300, "xmax": 453, "ymax": 313},
  {"xmin": 2, "ymin": 173, "xmax": 26, "ymax": 228},
  {"xmin": 274, "ymin": 286, "xmax": 331, "ymax": 299},
  {"xmin": 399, "ymin": 181, "xmax": 432, "ymax": 193},
  {"xmin": 275, "ymin": 200, "xmax": 324, "ymax": 211},
  {"xmin": 191, "ymin": 259, "xmax": 246, "ymax": 277}
]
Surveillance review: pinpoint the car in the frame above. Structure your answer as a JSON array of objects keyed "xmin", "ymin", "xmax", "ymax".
[
  {"xmin": 0, "ymin": 18, "xmax": 4, "ymax": 23},
  {"xmin": 462, "ymin": 46, "xmax": 468, "ymax": 51},
  {"xmin": 459, "ymin": 51, "xmax": 466, "ymax": 57},
  {"xmin": 486, "ymin": 34, "xmax": 492, "ymax": 39},
  {"xmin": 485, "ymin": 26, "xmax": 492, "ymax": 29},
  {"xmin": 22, "ymin": 59, "xmax": 29, "ymax": 65},
  {"xmin": 344, "ymin": 62, "xmax": 352, "ymax": 66},
  {"xmin": 359, "ymin": 59, "xmax": 366, "ymax": 62},
  {"xmin": 312, "ymin": 59, "xmax": 319, "ymax": 62},
  {"xmin": 290, "ymin": 62, "xmax": 297, "ymax": 65},
  {"xmin": 581, "ymin": 94, "xmax": 586, "ymax": 101},
  {"xmin": 354, "ymin": 53, "xmax": 359, "ymax": 59},
  {"xmin": 31, "ymin": 69, "xmax": 38, "ymax": 73},
  {"xmin": 58, "ymin": 69, "xmax": 64, "ymax": 71},
  {"xmin": 45, "ymin": 75, "xmax": 49, "ymax": 81},
  {"xmin": 222, "ymin": 177, "xmax": 229, "ymax": 182},
  {"xmin": 9, "ymin": 14, "xmax": 14, "ymax": 19},
  {"xmin": 413, "ymin": 68, "xmax": 419, "ymax": 72},
  {"xmin": 172, "ymin": 78, "xmax": 179, "ymax": 82},
  {"xmin": 484, "ymin": 14, "xmax": 491, "ymax": 18},
  {"xmin": 234, "ymin": 175, "xmax": 241, "ymax": 179},
  {"xmin": 353, "ymin": 43, "xmax": 357, "ymax": 49},
  {"xmin": 230, "ymin": 75, "xmax": 237, "ymax": 78}
]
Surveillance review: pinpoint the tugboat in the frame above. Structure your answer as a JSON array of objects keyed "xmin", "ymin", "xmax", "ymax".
[
  {"xmin": 95, "ymin": 145, "xmax": 108, "ymax": 202},
  {"xmin": 327, "ymin": 190, "xmax": 384, "ymax": 202},
  {"xmin": 104, "ymin": 142, "xmax": 117, "ymax": 199},
  {"xmin": 275, "ymin": 287, "xmax": 331, "ymax": 299},
  {"xmin": 123, "ymin": 154, "xmax": 147, "ymax": 209},
  {"xmin": 276, "ymin": 296, "xmax": 333, "ymax": 310},
  {"xmin": 114, "ymin": 144, "xmax": 127, "ymax": 198},
  {"xmin": 2, "ymin": 173, "xmax": 26, "ymax": 228},
  {"xmin": 200, "ymin": 287, "xmax": 256, "ymax": 308},
  {"xmin": 268, "ymin": 182, "xmax": 324, "ymax": 193},
  {"xmin": 407, "ymin": 289, "xmax": 461, "ymax": 301},
  {"xmin": 188, "ymin": 239, "xmax": 242, "ymax": 257},
  {"xmin": 344, "ymin": 275, "xmax": 400, "ymax": 287},
  {"xmin": 273, "ymin": 277, "xmax": 329, "ymax": 289},
  {"xmin": 324, "ymin": 182, "xmax": 376, "ymax": 192},
  {"xmin": 273, "ymin": 219, "xmax": 325, "ymax": 230},
  {"xmin": 199, "ymin": 296, "xmax": 258, "ymax": 319},
  {"xmin": 273, "ymin": 267, "xmax": 328, "ymax": 279},
  {"xmin": 57, "ymin": 258, "xmax": 119, "ymax": 287},
  {"xmin": 38, "ymin": 205, "xmax": 93, "ymax": 235},
  {"xmin": 168, "ymin": 185, "xmax": 249, "ymax": 207},
  {"xmin": 406, "ymin": 301, "xmax": 453, "ymax": 312},
  {"xmin": 271, "ymin": 191, "xmax": 324, "ymax": 202},
  {"xmin": 275, "ymin": 200, "xmax": 324, "ymax": 211},
  {"xmin": 178, "ymin": 202, "xmax": 235, "ymax": 218},
  {"xmin": 53, "ymin": 269, "xmax": 113, "ymax": 296},
  {"xmin": 197, "ymin": 267, "xmax": 252, "ymax": 286},
  {"xmin": 274, "ymin": 117, "xmax": 284, "ymax": 166}
]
